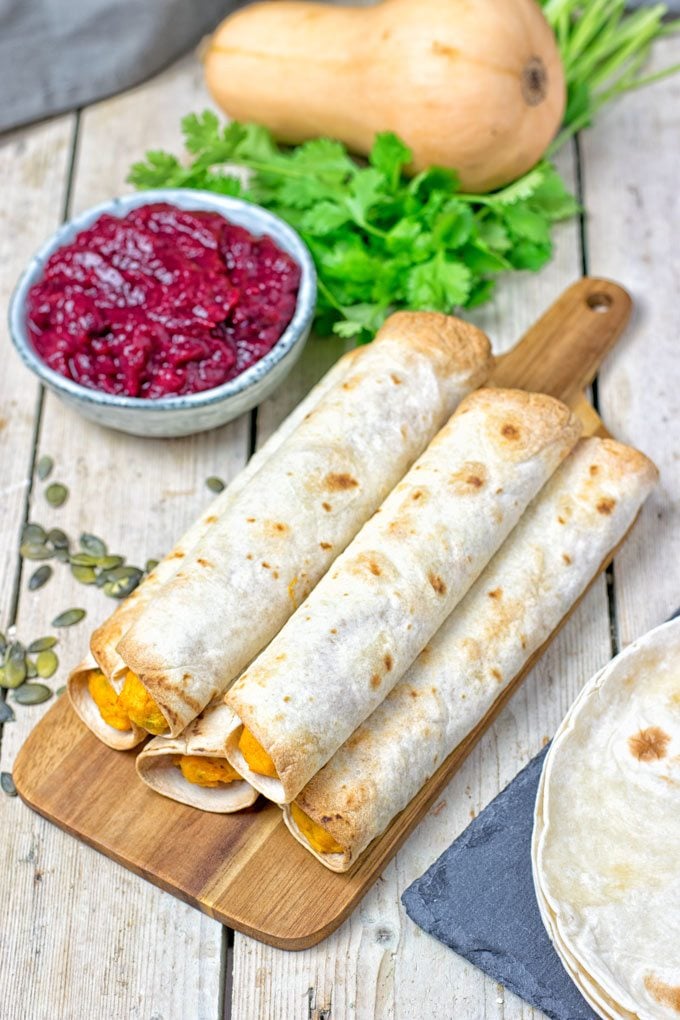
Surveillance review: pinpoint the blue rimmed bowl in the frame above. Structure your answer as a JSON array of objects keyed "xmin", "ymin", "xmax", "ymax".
[{"xmin": 8, "ymin": 189, "xmax": 317, "ymax": 438}]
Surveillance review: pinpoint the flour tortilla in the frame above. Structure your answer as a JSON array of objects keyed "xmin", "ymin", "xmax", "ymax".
[
  {"xmin": 136, "ymin": 703, "xmax": 258, "ymax": 813},
  {"xmin": 533, "ymin": 616, "xmax": 680, "ymax": 1020},
  {"xmin": 119, "ymin": 312, "xmax": 492, "ymax": 737},
  {"xmin": 226, "ymin": 388, "xmax": 581, "ymax": 803},
  {"xmin": 68, "ymin": 353, "xmax": 356, "ymax": 749},
  {"xmin": 282, "ymin": 437, "xmax": 657, "ymax": 868}
]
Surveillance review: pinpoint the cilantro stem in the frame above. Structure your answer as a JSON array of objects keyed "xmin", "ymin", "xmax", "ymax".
[{"xmin": 316, "ymin": 277, "xmax": 345, "ymax": 313}]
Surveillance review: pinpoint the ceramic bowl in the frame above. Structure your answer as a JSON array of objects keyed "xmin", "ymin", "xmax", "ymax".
[{"xmin": 8, "ymin": 189, "xmax": 316, "ymax": 438}]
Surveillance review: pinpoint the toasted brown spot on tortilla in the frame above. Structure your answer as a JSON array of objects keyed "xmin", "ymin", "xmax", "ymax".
[
  {"xmin": 501, "ymin": 422, "xmax": 520, "ymax": 439},
  {"xmin": 320, "ymin": 542, "xmax": 332, "ymax": 550},
  {"xmin": 390, "ymin": 373, "xmax": 403, "ymax": 385},
  {"xmin": 204, "ymin": 515, "xmax": 218, "ymax": 524},
  {"xmin": 246, "ymin": 553, "xmax": 254, "ymax": 560},
  {"xmin": 628, "ymin": 726, "xmax": 670, "ymax": 762},
  {"xmin": 562, "ymin": 553, "xmax": 572, "ymax": 565},
  {"xmin": 341, "ymin": 375, "xmax": 360, "ymax": 391},
  {"xmin": 322, "ymin": 502, "xmax": 332, "ymax": 512},
  {"xmin": 325, "ymin": 472, "xmax": 359, "ymax": 491},
  {"xmin": 183, "ymin": 673, "xmax": 191, "ymax": 681},
  {"xmin": 450, "ymin": 462, "xmax": 487, "ymax": 492},
  {"xmin": 384, "ymin": 653, "xmax": 393, "ymax": 671},
  {"xmin": 261, "ymin": 561, "xmax": 270, "ymax": 569},
  {"xmin": 644, "ymin": 975, "xmax": 680, "ymax": 1012},
  {"xmin": 273, "ymin": 570, "xmax": 280, "ymax": 579},
  {"xmin": 488, "ymin": 588, "xmax": 502, "ymax": 600},
  {"xmin": 557, "ymin": 515, "xmax": 566, "ymax": 525},
  {"xmin": 520, "ymin": 634, "xmax": 527, "ymax": 649},
  {"xmin": 370, "ymin": 673, "xmax": 381, "ymax": 689},
  {"xmin": 410, "ymin": 689, "xmax": 419, "ymax": 699},
  {"xmin": 597, "ymin": 497, "xmax": 616, "ymax": 515},
  {"xmin": 369, "ymin": 560, "xmax": 381, "ymax": 576},
  {"xmin": 246, "ymin": 517, "xmax": 256, "ymax": 523},
  {"xmin": 268, "ymin": 521, "xmax": 289, "ymax": 535},
  {"xmin": 400, "ymin": 424, "xmax": 408, "ymax": 439},
  {"xmin": 197, "ymin": 558, "xmax": 213, "ymax": 568},
  {"xmin": 283, "ymin": 695, "xmax": 291, "ymax": 703},
  {"xmin": 428, "ymin": 573, "xmax": 447, "ymax": 596},
  {"xmin": 491, "ymin": 668, "xmax": 502, "ymax": 682},
  {"xmin": 169, "ymin": 551, "xmax": 184, "ymax": 560},
  {"xmin": 330, "ymin": 628, "xmax": 337, "ymax": 635},
  {"xmin": 589, "ymin": 464, "xmax": 599, "ymax": 476},
  {"xmin": 412, "ymin": 490, "xmax": 425, "ymax": 501}
]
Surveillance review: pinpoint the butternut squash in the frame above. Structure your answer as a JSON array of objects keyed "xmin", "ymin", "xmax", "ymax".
[{"xmin": 204, "ymin": 0, "xmax": 565, "ymax": 192}]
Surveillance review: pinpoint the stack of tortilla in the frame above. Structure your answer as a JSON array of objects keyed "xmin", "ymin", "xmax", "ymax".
[{"xmin": 532, "ymin": 616, "xmax": 680, "ymax": 1020}]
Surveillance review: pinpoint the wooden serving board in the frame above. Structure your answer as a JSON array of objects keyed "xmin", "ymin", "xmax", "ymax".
[{"xmin": 14, "ymin": 277, "xmax": 632, "ymax": 950}]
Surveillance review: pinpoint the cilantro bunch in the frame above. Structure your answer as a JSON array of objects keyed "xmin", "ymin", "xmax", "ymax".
[{"xmin": 129, "ymin": 118, "xmax": 577, "ymax": 339}]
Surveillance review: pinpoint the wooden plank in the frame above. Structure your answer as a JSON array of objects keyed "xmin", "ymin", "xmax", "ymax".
[
  {"xmin": 0, "ymin": 115, "xmax": 74, "ymax": 624},
  {"xmin": 1, "ymin": 56, "xmax": 237, "ymax": 1020},
  {"xmin": 581, "ymin": 35, "xmax": 680, "ymax": 644},
  {"xmin": 13, "ymin": 278, "xmax": 627, "ymax": 959},
  {"xmin": 227, "ymin": 137, "xmax": 606, "ymax": 1013}
]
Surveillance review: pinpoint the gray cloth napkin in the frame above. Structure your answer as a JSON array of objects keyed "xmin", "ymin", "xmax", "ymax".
[{"xmin": 0, "ymin": 0, "xmax": 241, "ymax": 133}]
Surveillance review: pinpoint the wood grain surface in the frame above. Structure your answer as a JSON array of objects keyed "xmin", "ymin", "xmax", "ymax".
[{"xmin": 13, "ymin": 277, "xmax": 635, "ymax": 950}]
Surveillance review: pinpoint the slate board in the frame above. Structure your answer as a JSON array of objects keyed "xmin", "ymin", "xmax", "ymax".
[{"xmin": 402, "ymin": 747, "xmax": 598, "ymax": 1020}]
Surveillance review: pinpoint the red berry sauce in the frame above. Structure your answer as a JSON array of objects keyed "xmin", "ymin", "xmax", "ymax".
[{"xmin": 26, "ymin": 203, "xmax": 301, "ymax": 399}]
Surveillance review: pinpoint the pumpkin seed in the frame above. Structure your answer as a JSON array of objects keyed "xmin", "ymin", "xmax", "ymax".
[
  {"xmin": 3, "ymin": 643, "xmax": 27, "ymax": 688},
  {"xmin": 22, "ymin": 522, "xmax": 47, "ymax": 545},
  {"xmin": 1, "ymin": 772, "xmax": 17, "ymax": 797},
  {"xmin": 36, "ymin": 650, "xmax": 58, "ymax": 679},
  {"xmin": 69, "ymin": 552, "xmax": 99, "ymax": 567},
  {"xmin": 47, "ymin": 527, "xmax": 70, "ymax": 550},
  {"xmin": 27, "ymin": 636, "xmax": 57, "ymax": 654},
  {"xmin": 13, "ymin": 683, "xmax": 52, "ymax": 706},
  {"xmin": 95, "ymin": 571, "xmax": 110, "ymax": 588},
  {"xmin": 51, "ymin": 608, "xmax": 86, "ymax": 628},
  {"xmin": 71, "ymin": 564, "xmax": 97, "ymax": 585},
  {"xmin": 28, "ymin": 564, "xmax": 52, "ymax": 591},
  {"xmin": 80, "ymin": 533, "xmax": 107, "ymax": 558},
  {"xmin": 0, "ymin": 632, "xmax": 6, "ymax": 658},
  {"xmin": 0, "ymin": 700, "xmax": 15, "ymax": 723},
  {"xmin": 26, "ymin": 658, "xmax": 37, "ymax": 679},
  {"xmin": 56, "ymin": 685, "xmax": 66, "ymax": 697},
  {"xmin": 36, "ymin": 455, "xmax": 54, "ymax": 481},
  {"xmin": 20, "ymin": 542, "xmax": 53, "ymax": 561},
  {"xmin": 98, "ymin": 555, "xmax": 124, "ymax": 571},
  {"xmin": 103, "ymin": 566, "xmax": 143, "ymax": 599},
  {"xmin": 206, "ymin": 476, "xmax": 225, "ymax": 493},
  {"xmin": 45, "ymin": 482, "xmax": 68, "ymax": 508},
  {"xmin": 54, "ymin": 548, "xmax": 70, "ymax": 563},
  {"xmin": 145, "ymin": 559, "xmax": 159, "ymax": 574}
]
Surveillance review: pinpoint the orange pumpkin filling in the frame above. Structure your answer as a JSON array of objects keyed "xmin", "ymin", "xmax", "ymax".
[
  {"xmin": 118, "ymin": 670, "xmax": 168, "ymax": 735},
  {"xmin": 290, "ymin": 803, "xmax": 344, "ymax": 855},
  {"xmin": 238, "ymin": 726, "xmax": 278, "ymax": 777},
  {"xmin": 177, "ymin": 755, "xmax": 241, "ymax": 787},
  {"xmin": 87, "ymin": 670, "xmax": 131, "ymax": 731}
]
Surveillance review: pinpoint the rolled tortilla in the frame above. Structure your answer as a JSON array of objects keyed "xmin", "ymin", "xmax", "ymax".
[
  {"xmin": 69, "ymin": 350, "xmax": 359, "ymax": 748},
  {"xmin": 136, "ymin": 703, "xmax": 258, "ymax": 813},
  {"xmin": 281, "ymin": 437, "xmax": 657, "ymax": 869},
  {"xmin": 226, "ymin": 388, "xmax": 582, "ymax": 803},
  {"xmin": 532, "ymin": 615, "xmax": 679, "ymax": 1020},
  {"xmin": 118, "ymin": 312, "xmax": 493, "ymax": 737}
]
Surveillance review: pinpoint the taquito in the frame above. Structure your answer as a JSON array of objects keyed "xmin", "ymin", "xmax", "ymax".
[
  {"xmin": 136, "ymin": 703, "xmax": 258, "ymax": 813},
  {"xmin": 226, "ymin": 388, "xmax": 581, "ymax": 803},
  {"xmin": 118, "ymin": 312, "xmax": 492, "ymax": 736},
  {"xmin": 532, "ymin": 615, "xmax": 679, "ymax": 1020},
  {"xmin": 282, "ymin": 437, "xmax": 657, "ymax": 869},
  {"xmin": 68, "ymin": 351, "xmax": 357, "ymax": 749}
]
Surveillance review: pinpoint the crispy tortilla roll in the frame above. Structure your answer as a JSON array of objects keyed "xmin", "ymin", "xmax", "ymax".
[
  {"xmin": 532, "ymin": 614, "xmax": 678, "ymax": 1020},
  {"xmin": 283, "ymin": 438, "xmax": 657, "ymax": 869},
  {"xmin": 136, "ymin": 703, "xmax": 258, "ymax": 813},
  {"xmin": 69, "ymin": 352, "xmax": 358, "ymax": 748},
  {"xmin": 118, "ymin": 312, "xmax": 493, "ymax": 737},
  {"xmin": 226, "ymin": 388, "xmax": 581, "ymax": 803}
]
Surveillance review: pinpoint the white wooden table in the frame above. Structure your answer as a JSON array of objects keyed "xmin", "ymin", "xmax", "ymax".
[{"xmin": 1, "ymin": 37, "xmax": 678, "ymax": 1020}]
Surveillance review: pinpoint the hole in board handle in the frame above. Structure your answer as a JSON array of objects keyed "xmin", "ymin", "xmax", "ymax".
[{"xmin": 586, "ymin": 292, "xmax": 613, "ymax": 313}]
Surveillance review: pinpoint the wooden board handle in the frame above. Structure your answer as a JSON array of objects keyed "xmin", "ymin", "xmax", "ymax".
[{"xmin": 491, "ymin": 277, "xmax": 632, "ymax": 402}]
